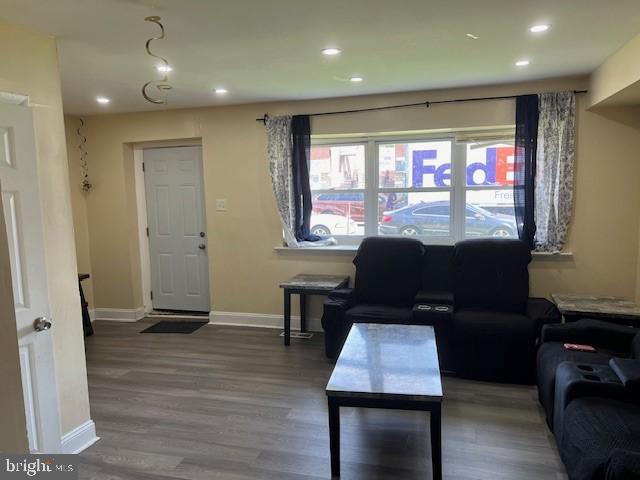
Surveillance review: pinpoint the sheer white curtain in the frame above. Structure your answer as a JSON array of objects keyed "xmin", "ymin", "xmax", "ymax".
[
  {"xmin": 535, "ymin": 92, "xmax": 576, "ymax": 252},
  {"xmin": 266, "ymin": 115, "xmax": 299, "ymax": 247},
  {"xmin": 266, "ymin": 115, "xmax": 336, "ymax": 248}
]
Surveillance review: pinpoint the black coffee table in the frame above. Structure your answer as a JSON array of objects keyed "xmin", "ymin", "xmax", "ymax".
[{"xmin": 325, "ymin": 323, "xmax": 443, "ymax": 479}]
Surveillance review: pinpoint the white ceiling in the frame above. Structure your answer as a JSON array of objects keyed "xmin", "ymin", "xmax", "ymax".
[{"xmin": 1, "ymin": 0, "xmax": 639, "ymax": 115}]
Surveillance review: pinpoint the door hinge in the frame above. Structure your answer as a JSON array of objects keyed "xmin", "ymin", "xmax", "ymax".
[
  {"xmin": 146, "ymin": 227, "xmax": 149, "ymax": 237},
  {"xmin": 142, "ymin": 162, "xmax": 146, "ymax": 172},
  {"xmin": 150, "ymin": 291, "xmax": 153, "ymax": 300}
]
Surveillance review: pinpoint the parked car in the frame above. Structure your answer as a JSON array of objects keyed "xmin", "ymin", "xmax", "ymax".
[
  {"xmin": 313, "ymin": 193, "xmax": 396, "ymax": 223},
  {"xmin": 379, "ymin": 201, "xmax": 516, "ymax": 237},
  {"xmin": 310, "ymin": 213, "xmax": 361, "ymax": 236}
]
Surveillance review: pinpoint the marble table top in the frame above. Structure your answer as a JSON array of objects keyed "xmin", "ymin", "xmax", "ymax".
[
  {"xmin": 326, "ymin": 323, "xmax": 443, "ymax": 401},
  {"xmin": 279, "ymin": 274, "xmax": 349, "ymax": 291},
  {"xmin": 552, "ymin": 293, "xmax": 640, "ymax": 320}
]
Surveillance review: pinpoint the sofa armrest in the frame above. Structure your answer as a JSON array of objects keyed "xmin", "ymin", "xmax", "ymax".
[
  {"xmin": 605, "ymin": 449, "xmax": 640, "ymax": 480},
  {"xmin": 321, "ymin": 293, "xmax": 355, "ymax": 360},
  {"xmin": 553, "ymin": 361, "xmax": 626, "ymax": 439},
  {"xmin": 328, "ymin": 287, "xmax": 356, "ymax": 303},
  {"xmin": 541, "ymin": 319, "xmax": 639, "ymax": 353},
  {"xmin": 610, "ymin": 358, "xmax": 640, "ymax": 391},
  {"xmin": 526, "ymin": 297, "xmax": 561, "ymax": 334}
]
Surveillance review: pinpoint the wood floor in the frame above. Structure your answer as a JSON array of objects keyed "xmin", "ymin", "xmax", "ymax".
[{"xmin": 79, "ymin": 320, "xmax": 568, "ymax": 480}]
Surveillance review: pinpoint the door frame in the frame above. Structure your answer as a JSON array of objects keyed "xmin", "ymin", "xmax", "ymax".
[{"xmin": 133, "ymin": 139, "xmax": 208, "ymax": 315}]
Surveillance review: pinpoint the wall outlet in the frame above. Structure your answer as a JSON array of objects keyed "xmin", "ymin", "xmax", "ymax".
[{"xmin": 215, "ymin": 199, "xmax": 227, "ymax": 211}]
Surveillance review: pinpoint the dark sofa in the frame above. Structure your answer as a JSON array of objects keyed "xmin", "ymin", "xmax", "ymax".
[
  {"xmin": 536, "ymin": 320, "xmax": 640, "ymax": 480},
  {"xmin": 537, "ymin": 319, "xmax": 640, "ymax": 429},
  {"xmin": 321, "ymin": 236, "xmax": 560, "ymax": 383}
]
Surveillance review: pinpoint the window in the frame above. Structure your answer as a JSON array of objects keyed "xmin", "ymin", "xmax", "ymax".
[
  {"xmin": 309, "ymin": 144, "xmax": 366, "ymax": 236},
  {"xmin": 310, "ymin": 132, "xmax": 516, "ymax": 244}
]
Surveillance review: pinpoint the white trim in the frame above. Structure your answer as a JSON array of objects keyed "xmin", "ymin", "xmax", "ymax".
[
  {"xmin": 209, "ymin": 311, "xmax": 322, "ymax": 333},
  {"xmin": 93, "ymin": 307, "xmax": 146, "ymax": 322},
  {"xmin": 60, "ymin": 420, "xmax": 99, "ymax": 454},
  {"xmin": 274, "ymin": 245, "xmax": 357, "ymax": 255},
  {"xmin": 147, "ymin": 312, "xmax": 209, "ymax": 320},
  {"xmin": 134, "ymin": 148, "xmax": 152, "ymax": 315},
  {"xmin": 89, "ymin": 309, "xmax": 96, "ymax": 322}
]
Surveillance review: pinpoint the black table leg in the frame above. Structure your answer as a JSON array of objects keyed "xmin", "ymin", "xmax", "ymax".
[
  {"xmin": 430, "ymin": 404, "xmax": 442, "ymax": 480},
  {"xmin": 300, "ymin": 293, "xmax": 307, "ymax": 333},
  {"xmin": 284, "ymin": 289, "xmax": 291, "ymax": 346},
  {"xmin": 328, "ymin": 398, "xmax": 340, "ymax": 477}
]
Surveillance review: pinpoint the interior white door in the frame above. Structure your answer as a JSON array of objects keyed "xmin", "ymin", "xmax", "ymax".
[
  {"xmin": 0, "ymin": 102, "xmax": 62, "ymax": 452},
  {"xmin": 144, "ymin": 146, "xmax": 210, "ymax": 312}
]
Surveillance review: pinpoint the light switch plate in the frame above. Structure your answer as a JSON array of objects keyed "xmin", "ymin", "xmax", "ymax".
[{"xmin": 215, "ymin": 198, "xmax": 227, "ymax": 211}]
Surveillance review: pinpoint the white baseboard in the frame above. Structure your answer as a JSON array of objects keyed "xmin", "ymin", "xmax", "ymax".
[
  {"xmin": 89, "ymin": 309, "xmax": 96, "ymax": 323},
  {"xmin": 209, "ymin": 311, "xmax": 322, "ymax": 332},
  {"xmin": 93, "ymin": 307, "xmax": 146, "ymax": 322},
  {"xmin": 61, "ymin": 420, "xmax": 99, "ymax": 454}
]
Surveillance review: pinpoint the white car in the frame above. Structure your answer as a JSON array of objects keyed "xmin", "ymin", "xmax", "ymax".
[{"xmin": 310, "ymin": 213, "xmax": 361, "ymax": 236}]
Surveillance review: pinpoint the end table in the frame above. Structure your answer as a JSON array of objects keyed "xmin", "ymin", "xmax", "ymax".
[
  {"xmin": 552, "ymin": 293, "xmax": 640, "ymax": 327},
  {"xmin": 279, "ymin": 274, "xmax": 349, "ymax": 345}
]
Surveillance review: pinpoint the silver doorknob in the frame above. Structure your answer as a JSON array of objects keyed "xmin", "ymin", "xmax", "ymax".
[
  {"xmin": 33, "ymin": 317, "xmax": 52, "ymax": 332},
  {"xmin": 198, "ymin": 243, "xmax": 206, "ymax": 250}
]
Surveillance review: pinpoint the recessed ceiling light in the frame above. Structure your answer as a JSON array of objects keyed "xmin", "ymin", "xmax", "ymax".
[
  {"xmin": 214, "ymin": 88, "xmax": 228, "ymax": 94},
  {"xmin": 96, "ymin": 96, "xmax": 110, "ymax": 104},
  {"xmin": 321, "ymin": 48, "xmax": 342, "ymax": 56},
  {"xmin": 466, "ymin": 33, "xmax": 480, "ymax": 40},
  {"xmin": 156, "ymin": 64, "xmax": 173, "ymax": 73},
  {"xmin": 530, "ymin": 24, "xmax": 550, "ymax": 33},
  {"xmin": 349, "ymin": 76, "xmax": 364, "ymax": 82},
  {"xmin": 515, "ymin": 60, "xmax": 530, "ymax": 67}
]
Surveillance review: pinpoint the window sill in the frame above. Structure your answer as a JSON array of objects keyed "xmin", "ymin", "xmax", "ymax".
[
  {"xmin": 274, "ymin": 245, "xmax": 358, "ymax": 255},
  {"xmin": 274, "ymin": 245, "xmax": 573, "ymax": 258}
]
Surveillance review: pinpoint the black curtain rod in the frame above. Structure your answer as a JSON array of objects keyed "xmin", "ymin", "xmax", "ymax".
[{"xmin": 255, "ymin": 89, "xmax": 588, "ymax": 124}]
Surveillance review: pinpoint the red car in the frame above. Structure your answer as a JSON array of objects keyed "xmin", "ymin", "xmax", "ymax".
[{"xmin": 312, "ymin": 193, "xmax": 397, "ymax": 222}]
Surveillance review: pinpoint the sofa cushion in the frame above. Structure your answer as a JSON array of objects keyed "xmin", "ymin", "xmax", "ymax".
[
  {"xmin": 452, "ymin": 309, "xmax": 538, "ymax": 383},
  {"xmin": 561, "ymin": 397, "xmax": 640, "ymax": 480},
  {"xmin": 605, "ymin": 449, "xmax": 640, "ymax": 480},
  {"xmin": 452, "ymin": 238, "xmax": 531, "ymax": 313},
  {"xmin": 345, "ymin": 304, "xmax": 413, "ymax": 324},
  {"xmin": 422, "ymin": 245, "xmax": 454, "ymax": 296},
  {"xmin": 452, "ymin": 309, "xmax": 535, "ymax": 336},
  {"xmin": 537, "ymin": 342, "xmax": 614, "ymax": 429},
  {"xmin": 414, "ymin": 290, "xmax": 454, "ymax": 305},
  {"xmin": 353, "ymin": 237, "xmax": 424, "ymax": 306}
]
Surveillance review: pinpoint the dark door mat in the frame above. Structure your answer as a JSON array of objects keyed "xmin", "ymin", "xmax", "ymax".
[{"xmin": 140, "ymin": 320, "xmax": 208, "ymax": 334}]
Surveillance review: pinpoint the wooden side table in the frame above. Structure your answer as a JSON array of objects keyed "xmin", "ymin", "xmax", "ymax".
[
  {"xmin": 279, "ymin": 274, "xmax": 349, "ymax": 345},
  {"xmin": 552, "ymin": 293, "xmax": 640, "ymax": 327}
]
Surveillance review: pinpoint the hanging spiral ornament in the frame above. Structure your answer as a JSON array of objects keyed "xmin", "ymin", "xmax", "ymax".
[
  {"xmin": 76, "ymin": 118, "xmax": 92, "ymax": 192},
  {"xmin": 142, "ymin": 16, "xmax": 172, "ymax": 104}
]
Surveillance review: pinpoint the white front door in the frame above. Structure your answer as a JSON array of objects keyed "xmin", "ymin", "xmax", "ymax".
[
  {"xmin": 144, "ymin": 146, "xmax": 210, "ymax": 312},
  {"xmin": 0, "ymin": 101, "xmax": 62, "ymax": 452}
]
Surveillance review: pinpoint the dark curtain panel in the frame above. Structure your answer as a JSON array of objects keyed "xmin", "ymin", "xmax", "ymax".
[
  {"xmin": 514, "ymin": 95, "xmax": 539, "ymax": 250},
  {"xmin": 291, "ymin": 115, "xmax": 321, "ymax": 241}
]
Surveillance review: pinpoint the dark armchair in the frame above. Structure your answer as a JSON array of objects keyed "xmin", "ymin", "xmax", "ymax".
[
  {"xmin": 321, "ymin": 236, "xmax": 425, "ymax": 359},
  {"xmin": 449, "ymin": 238, "xmax": 561, "ymax": 383}
]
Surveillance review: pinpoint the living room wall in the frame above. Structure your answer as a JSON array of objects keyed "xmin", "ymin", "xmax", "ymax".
[
  {"xmin": 0, "ymin": 19, "xmax": 91, "ymax": 438},
  {"xmin": 67, "ymin": 75, "xmax": 640, "ymax": 325}
]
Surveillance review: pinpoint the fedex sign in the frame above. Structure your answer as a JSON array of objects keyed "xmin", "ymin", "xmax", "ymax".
[{"xmin": 412, "ymin": 147, "xmax": 515, "ymax": 188}]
